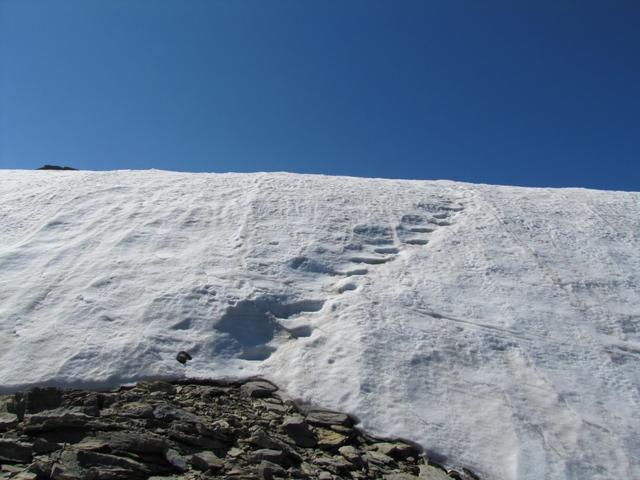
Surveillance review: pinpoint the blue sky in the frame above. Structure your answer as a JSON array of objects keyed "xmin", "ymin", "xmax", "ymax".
[{"xmin": 1, "ymin": 1, "xmax": 638, "ymax": 190}]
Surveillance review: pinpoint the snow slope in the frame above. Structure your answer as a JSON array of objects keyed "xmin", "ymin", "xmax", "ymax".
[{"xmin": 1, "ymin": 170, "xmax": 639, "ymax": 480}]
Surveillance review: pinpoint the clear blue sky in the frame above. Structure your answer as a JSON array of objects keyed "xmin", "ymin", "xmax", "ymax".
[{"xmin": 1, "ymin": 1, "xmax": 638, "ymax": 190}]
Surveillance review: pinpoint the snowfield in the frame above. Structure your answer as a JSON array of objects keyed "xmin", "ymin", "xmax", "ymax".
[{"xmin": 1, "ymin": 169, "xmax": 639, "ymax": 480}]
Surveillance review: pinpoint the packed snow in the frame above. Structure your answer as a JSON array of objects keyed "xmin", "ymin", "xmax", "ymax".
[{"xmin": 1, "ymin": 170, "xmax": 639, "ymax": 480}]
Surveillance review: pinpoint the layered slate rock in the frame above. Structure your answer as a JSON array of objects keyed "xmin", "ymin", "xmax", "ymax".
[{"xmin": 0, "ymin": 379, "xmax": 479, "ymax": 480}]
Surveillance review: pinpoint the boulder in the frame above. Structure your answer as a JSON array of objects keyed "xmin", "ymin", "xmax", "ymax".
[
  {"xmin": 106, "ymin": 401, "xmax": 155, "ymax": 418},
  {"xmin": 312, "ymin": 454, "xmax": 354, "ymax": 473},
  {"xmin": 190, "ymin": 451, "xmax": 224, "ymax": 472},
  {"xmin": 281, "ymin": 415, "xmax": 317, "ymax": 448},
  {"xmin": 51, "ymin": 448, "xmax": 153, "ymax": 479},
  {"xmin": 24, "ymin": 387, "xmax": 63, "ymax": 414},
  {"xmin": 375, "ymin": 441, "xmax": 419, "ymax": 460},
  {"xmin": 385, "ymin": 474, "xmax": 420, "ymax": 480},
  {"xmin": 241, "ymin": 380, "xmax": 278, "ymax": 398},
  {"xmin": 249, "ymin": 449, "xmax": 288, "ymax": 466},
  {"xmin": 305, "ymin": 410, "xmax": 353, "ymax": 427},
  {"xmin": 164, "ymin": 449, "xmax": 189, "ymax": 472},
  {"xmin": 0, "ymin": 439, "xmax": 33, "ymax": 464},
  {"xmin": 418, "ymin": 464, "xmax": 454, "ymax": 480},
  {"xmin": 365, "ymin": 450, "xmax": 395, "ymax": 466},
  {"xmin": 338, "ymin": 445, "xmax": 364, "ymax": 467},
  {"xmin": 23, "ymin": 408, "xmax": 111, "ymax": 432},
  {"xmin": 316, "ymin": 428, "xmax": 348, "ymax": 450},
  {"xmin": 258, "ymin": 460, "xmax": 287, "ymax": 479},
  {"xmin": 0, "ymin": 411, "xmax": 18, "ymax": 431}
]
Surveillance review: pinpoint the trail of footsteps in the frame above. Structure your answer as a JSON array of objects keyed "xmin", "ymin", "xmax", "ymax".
[
  {"xmin": 286, "ymin": 198, "xmax": 466, "ymax": 294},
  {"xmin": 244, "ymin": 198, "xmax": 467, "ymax": 361},
  {"xmin": 209, "ymin": 199, "xmax": 467, "ymax": 362},
  {"xmin": 347, "ymin": 199, "xmax": 465, "ymax": 268}
]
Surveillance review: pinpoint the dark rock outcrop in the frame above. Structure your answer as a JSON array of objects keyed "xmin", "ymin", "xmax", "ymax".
[
  {"xmin": 0, "ymin": 379, "xmax": 476, "ymax": 479},
  {"xmin": 36, "ymin": 165, "xmax": 77, "ymax": 171}
]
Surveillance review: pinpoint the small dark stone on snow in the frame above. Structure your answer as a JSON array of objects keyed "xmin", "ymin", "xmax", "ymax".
[{"xmin": 176, "ymin": 351, "xmax": 192, "ymax": 364}]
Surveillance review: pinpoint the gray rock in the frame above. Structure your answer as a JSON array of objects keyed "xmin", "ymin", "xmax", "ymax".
[
  {"xmin": 316, "ymin": 428, "xmax": 348, "ymax": 450},
  {"xmin": 1, "ymin": 464, "xmax": 25, "ymax": 474},
  {"xmin": 23, "ymin": 408, "xmax": 110, "ymax": 432},
  {"xmin": 24, "ymin": 387, "xmax": 63, "ymax": 414},
  {"xmin": 32, "ymin": 437, "xmax": 62, "ymax": 454},
  {"xmin": 384, "ymin": 474, "xmax": 420, "ymax": 480},
  {"xmin": 365, "ymin": 450, "xmax": 395, "ymax": 466},
  {"xmin": 89, "ymin": 431, "xmax": 168, "ymax": 453},
  {"xmin": 105, "ymin": 401, "xmax": 155, "ymax": 418},
  {"xmin": 62, "ymin": 391, "xmax": 101, "ymax": 416},
  {"xmin": 135, "ymin": 381, "xmax": 176, "ymax": 394},
  {"xmin": 154, "ymin": 403, "xmax": 203, "ymax": 423},
  {"xmin": 241, "ymin": 380, "xmax": 278, "ymax": 398},
  {"xmin": 305, "ymin": 410, "xmax": 353, "ymax": 427},
  {"xmin": 258, "ymin": 460, "xmax": 286, "ymax": 479},
  {"xmin": 165, "ymin": 449, "xmax": 189, "ymax": 472},
  {"xmin": 12, "ymin": 472, "xmax": 38, "ymax": 480},
  {"xmin": 375, "ymin": 441, "xmax": 419, "ymax": 460},
  {"xmin": 418, "ymin": 464, "xmax": 453, "ymax": 480},
  {"xmin": 97, "ymin": 392, "xmax": 119, "ymax": 409},
  {"xmin": 191, "ymin": 451, "xmax": 224, "ymax": 471},
  {"xmin": 226, "ymin": 447, "xmax": 244, "ymax": 458},
  {"xmin": 247, "ymin": 431, "xmax": 302, "ymax": 464},
  {"xmin": 74, "ymin": 438, "xmax": 111, "ymax": 451},
  {"xmin": 338, "ymin": 445, "xmax": 364, "ymax": 466},
  {"xmin": 0, "ymin": 395, "xmax": 17, "ymax": 414},
  {"xmin": 312, "ymin": 455, "xmax": 353, "ymax": 473},
  {"xmin": 281, "ymin": 415, "xmax": 317, "ymax": 448},
  {"xmin": 0, "ymin": 439, "xmax": 33, "ymax": 464},
  {"xmin": 249, "ymin": 449, "xmax": 288, "ymax": 466},
  {"xmin": 52, "ymin": 448, "xmax": 154, "ymax": 479},
  {"xmin": 168, "ymin": 428, "xmax": 227, "ymax": 451},
  {"xmin": 0, "ymin": 412, "xmax": 18, "ymax": 431},
  {"xmin": 0, "ymin": 379, "xmax": 476, "ymax": 480}
]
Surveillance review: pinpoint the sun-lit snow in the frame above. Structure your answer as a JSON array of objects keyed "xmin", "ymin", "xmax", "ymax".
[{"xmin": 1, "ymin": 170, "xmax": 639, "ymax": 480}]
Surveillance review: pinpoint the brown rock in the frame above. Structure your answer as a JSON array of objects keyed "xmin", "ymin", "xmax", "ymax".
[{"xmin": 316, "ymin": 428, "xmax": 348, "ymax": 450}]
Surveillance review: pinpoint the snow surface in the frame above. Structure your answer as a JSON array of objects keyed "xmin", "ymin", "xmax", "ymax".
[{"xmin": 1, "ymin": 170, "xmax": 639, "ymax": 479}]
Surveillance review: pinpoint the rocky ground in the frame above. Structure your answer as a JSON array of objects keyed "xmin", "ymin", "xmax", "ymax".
[{"xmin": 0, "ymin": 378, "xmax": 481, "ymax": 480}]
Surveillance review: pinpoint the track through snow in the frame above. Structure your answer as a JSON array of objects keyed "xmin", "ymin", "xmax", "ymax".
[{"xmin": 1, "ymin": 170, "xmax": 639, "ymax": 480}]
